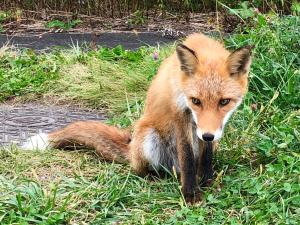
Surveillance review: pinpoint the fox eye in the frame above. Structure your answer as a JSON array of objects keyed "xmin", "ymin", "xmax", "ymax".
[
  {"xmin": 219, "ymin": 99, "xmax": 231, "ymax": 106},
  {"xmin": 191, "ymin": 97, "xmax": 201, "ymax": 106}
]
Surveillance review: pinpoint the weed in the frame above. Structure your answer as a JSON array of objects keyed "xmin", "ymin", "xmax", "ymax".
[
  {"xmin": 46, "ymin": 19, "xmax": 82, "ymax": 30},
  {"xmin": 0, "ymin": 49, "xmax": 59, "ymax": 101},
  {"xmin": 0, "ymin": 10, "xmax": 11, "ymax": 22},
  {"xmin": 0, "ymin": 10, "xmax": 10, "ymax": 33},
  {"xmin": 126, "ymin": 10, "xmax": 146, "ymax": 26},
  {"xmin": 291, "ymin": 1, "xmax": 300, "ymax": 15}
]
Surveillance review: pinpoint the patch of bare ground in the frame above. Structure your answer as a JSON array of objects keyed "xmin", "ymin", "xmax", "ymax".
[{"xmin": 1, "ymin": 10, "xmax": 239, "ymax": 36}]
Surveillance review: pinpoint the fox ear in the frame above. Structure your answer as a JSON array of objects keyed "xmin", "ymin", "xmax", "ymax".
[
  {"xmin": 227, "ymin": 45, "xmax": 253, "ymax": 76},
  {"xmin": 176, "ymin": 44, "xmax": 198, "ymax": 75}
]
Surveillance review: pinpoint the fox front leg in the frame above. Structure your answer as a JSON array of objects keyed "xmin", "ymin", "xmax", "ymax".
[
  {"xmin": 201, "ymin": 141, "xmax": 214, "ymax": 187},
  {"xmin": 176, "ymin": 127, "xmax": 201, "ymax": 204}
]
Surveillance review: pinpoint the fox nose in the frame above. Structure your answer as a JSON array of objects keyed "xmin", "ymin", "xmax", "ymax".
[{"xmin": 202, "ymin": 133, "xmax": 214, "ymax": 142}]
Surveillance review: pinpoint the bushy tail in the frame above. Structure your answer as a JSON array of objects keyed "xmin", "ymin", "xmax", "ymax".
[{"xmin": 22, "ymin": 121, "xmax": 131, "ymax": 163}]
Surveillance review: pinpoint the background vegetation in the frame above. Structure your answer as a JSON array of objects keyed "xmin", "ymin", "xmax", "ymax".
[
  {"xmin": 0, "ymin": 5, "xmax": 299, "ymax": 225},
  {"xmin": 0, "ymin": 0, "xmax": 297, "ymax": 18}
]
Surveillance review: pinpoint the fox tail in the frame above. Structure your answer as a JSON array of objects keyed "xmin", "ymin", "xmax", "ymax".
[{"xmin": 22, "ymin": 121, "xmax": 131, "ymax": 163}]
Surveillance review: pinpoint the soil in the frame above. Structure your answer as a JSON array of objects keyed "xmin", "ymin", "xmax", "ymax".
[{"xmin": 1, "ymin": 10, "xmax": 240, "ymax": 37}]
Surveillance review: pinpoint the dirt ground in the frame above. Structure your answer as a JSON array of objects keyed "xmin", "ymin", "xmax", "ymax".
[{"xmin": 1, "ymin": 10, "xmax": 239, "ymax": 36}]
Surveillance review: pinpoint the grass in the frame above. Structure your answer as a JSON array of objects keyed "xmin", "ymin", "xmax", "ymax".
[
  {"xmin": 0, "ymin": 48, "xmax": 59, "ymax": 101},
  {"xmin": 0, "ymin": 14, "xmax": 300, "ymax": 224},
  {"xmin": 46, "ymin": 19, "xmax": 82, "ymax": 30}
]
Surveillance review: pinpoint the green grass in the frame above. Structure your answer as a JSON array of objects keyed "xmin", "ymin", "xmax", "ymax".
[
  {"xmin": 46, "ymin": 19, "xmax": 82, "ymax": 30},
  {"xmin": 0, "ymin": 14, "xmax": 300, "ymax": 224},
  {"xmin": 0, "ymin": 48, "xmax": 59, "ymax": 101}
]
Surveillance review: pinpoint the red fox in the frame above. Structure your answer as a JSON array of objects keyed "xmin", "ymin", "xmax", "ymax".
[{"xmin": 22, "ymin": 33, "xmax": 252, "ymax": 204}]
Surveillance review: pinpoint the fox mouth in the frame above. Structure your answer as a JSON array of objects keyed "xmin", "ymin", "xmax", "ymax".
[
  {"xmin": 192, "ymin": 121, "xmax": 222, "ymax": 142},
  {"xmin": 196, "ymin": 128, "xmax": 223, "ymax": 142}
]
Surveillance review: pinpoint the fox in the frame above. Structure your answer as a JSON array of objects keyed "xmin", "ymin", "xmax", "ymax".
[{"xmin": 22, "ymin": 33, "xmax": 253, "ymax": 204}]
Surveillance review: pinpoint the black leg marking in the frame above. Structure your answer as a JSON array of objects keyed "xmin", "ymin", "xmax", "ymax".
[
  {"xmin": 180, "ymin": 141, "xmax": 201, "ymax": 203},
  {"xmin": 201, "ymin": 141, "xmax": 214, "ymax": 187},
  {"xmin": 182, "ymin": 142, "xmax": 197, "ymax": 192}
]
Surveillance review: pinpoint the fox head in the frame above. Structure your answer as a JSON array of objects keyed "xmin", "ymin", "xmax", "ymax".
[{"xmin": 176, "ymin": 41, "xmax": 253, "ymax": 142}]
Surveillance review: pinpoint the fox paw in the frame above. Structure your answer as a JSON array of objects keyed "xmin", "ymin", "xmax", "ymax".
[{"xmin": 183, "ymin": 190, "xmax": 202, "ymax": 204}]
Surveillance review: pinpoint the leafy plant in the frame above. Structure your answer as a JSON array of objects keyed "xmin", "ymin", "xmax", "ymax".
[
  {"xmin": 0, "ymin": 49, "xmax": 59, "ymax": 101},
  {"xmin": 46, "ymin": 19, "xmax": 82, "ymax": 30},
  {"xmin": 0, "ymin": 10, "xmax": 10, "ymax": 22},
  {"xmin": 218, "ymin": 1, "xmax": 257, "ymax": 21},
  {"xmin": 230, "ymin": 1, "xmax": 256, "ymax": 19},
  {"xmin": 126, "ymin": 10, "xmax": 146, "ymax": 26},
  {"xmin": 291, "ymin": 0, "xmax": 300, "ymax": 15},
  {"xmin": 0, "ymin": 10, "xmax": 11, "ymax": 33}
]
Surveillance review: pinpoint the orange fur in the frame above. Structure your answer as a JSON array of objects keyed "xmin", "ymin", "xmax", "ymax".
[{"xmin": 49, "ymin": 121, "xmax": 131, "ymax": 163}]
